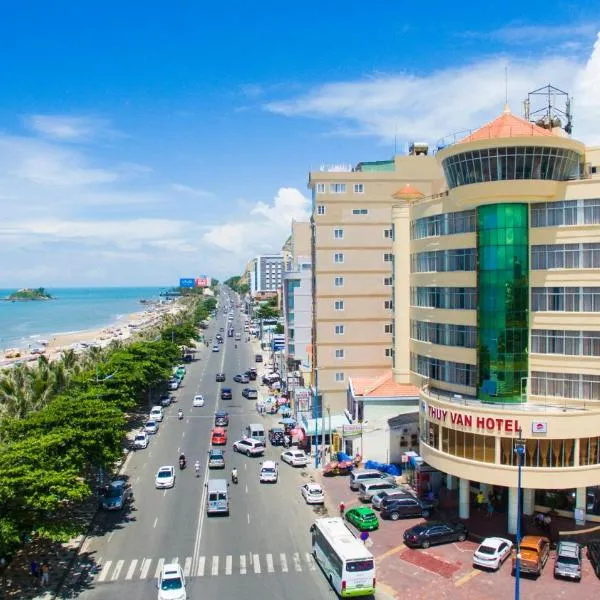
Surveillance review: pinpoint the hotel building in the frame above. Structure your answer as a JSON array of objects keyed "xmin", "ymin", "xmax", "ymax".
[
  {"xmin": 308, "ymin": 154, "xmax": 443, "ymax": 411},
  {"xmin": 251, "ymin": 254, "xmax": 284, "ymax": 296},
  {"xmin": 393, "ymin": 106, "xmax": 600, "ymax": 531}
]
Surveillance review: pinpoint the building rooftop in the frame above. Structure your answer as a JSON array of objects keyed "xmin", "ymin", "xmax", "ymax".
[
  {"xmin": 351, "ymin": 371, "xmax": 420, "ymax": 399},
  {"xmin": 458, "ymin": 105, "xmax": 555, "ymax": 144},
  {"xmin": 392, "ymin": 183, "xmax": 425, "ymax": 200}
]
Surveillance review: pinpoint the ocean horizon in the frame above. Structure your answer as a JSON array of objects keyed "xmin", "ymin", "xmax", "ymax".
[{"xmin": 0, "ymin": 286, "xmax": 168, "ymax": 350}]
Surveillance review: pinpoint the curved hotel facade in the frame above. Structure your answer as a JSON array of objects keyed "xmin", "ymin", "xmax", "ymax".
[{"xmin": 392, "ymin": 107, "xmax": 600, "ymax": 532}]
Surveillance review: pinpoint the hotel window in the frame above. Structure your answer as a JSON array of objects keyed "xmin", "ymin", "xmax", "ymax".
[
  {"xmin": 335, "ymin": 349, "xmax": 345, "ymax": 359},
  {"xmin": 383, "ymin": 253, "xmax": 393, "ymax": 262},
  {"xmin": 330, "ymin": 183, "xmax": 346, "ymax": 194},
  {"xmin": 531, "ymin": 243, "xmax": 600, "ymax": 269},
  {"xmin": 316, "ymin": 183, "xmax": 325, "ymax": 193},
  {"xmin": 335, "ymin": 324, "xmax": 344, "ymax": 335},
  {"xmin": 499, "ymin": 437, "xmax": 575, "ymax": 468},
  {"xmin": 333, "ymin": 228, "xmax": 344, "ymax": 239},
  {"xmin": 384, "ymin": 228, "xmax": 393, "ymax": 239},
  {"xmin": 334, "ymin": 252, "xmax": 344, "ymax": 263},
  {"xmin": 384, "ymin": 323, "xmax": 393, "ymax": 334},
  {"xmin": 531, "ymin": 371, "xmax": 600, "ymax": 401},
  {"xmin": 383, "ymin": 276, "xmax": 393, "ymax": 286},
  {"xmin": 439, "ymin": 428, "xmax": 496, "ymax": 463},
  {"xmin": 531, "ymin": 329, "xmax": 600, "ymax": 356},
  {"xmin": 410, "ymin": 249, "xmax": 476, "ymax": 272},
  {"xmin": 385, "ymin": 348, "xmax": 394, "ymax": 357},
  {"xmin": 410, "ymin": 353, "xmax": 476, "ymax": 387},
  {"xmin": 334, "ymin": 300, "xmax": 344, "ymax": 310},
  {"xmin": 410, "ymin": 209, "xmax": 476, "ymax": 240},
  {"xmin": 334, "ymin": 276, "xmax": 344, "ymax": 287},
  {"xmin": 353, "ymin": 183, "xmax": 364, "ymax": 194},
  {"xmin": 531, "ymin": 287, "xmax": 600, "ymax": 312},
  {"xmin": 317, "ymin": 205, "xmax": 326, "ymax": 215},
  {"xmin": 531, "ymin": 198, "xmax": 600, "ymax": 227},
  {"xmin": 411, "ymin": 287, "xmax": 477, "ymax": 309},
  {"xmin": 352, "ymin": 208, "xmax": 368, "ymax": 215},
  {"xmin": 335, "ymin": 372, "xmax": 345, "ymax": 382},
  {"xmin": 384, "ymin": 300, "xmax": 393, "ymax": 309},
  {"xmin": 410, "ymin": 320, "xmax": 477, "ymax": 348}
]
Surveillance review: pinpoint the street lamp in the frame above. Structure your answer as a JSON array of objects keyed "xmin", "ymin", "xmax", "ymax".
[{"xmin": 514, "ymin": 428, "xmax": 526, "ymax": 600}]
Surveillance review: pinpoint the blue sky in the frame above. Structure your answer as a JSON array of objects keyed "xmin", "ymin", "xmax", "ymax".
[{"xmin": 0, "ymin": 1, "xmax": 598, "ymax": 285}]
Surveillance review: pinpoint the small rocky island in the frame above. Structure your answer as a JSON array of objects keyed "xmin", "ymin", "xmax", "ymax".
[{"xmin": 5, "ymin": 287, "xmax": 53, "ymax": 301}]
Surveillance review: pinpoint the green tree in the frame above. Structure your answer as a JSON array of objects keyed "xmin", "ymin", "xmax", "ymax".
[
  {"xmin": 255, "ymin": 305, "xmax": 279, "ymax": 320},
  {"xmin": 274, "ymin": 324, "xmax": 284, "ymax": 334}
]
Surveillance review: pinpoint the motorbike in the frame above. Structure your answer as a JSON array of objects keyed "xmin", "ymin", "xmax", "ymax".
[
  {"xmin": 231, "ymin": 471, "xmax": 238, "ymax": 484},
  {"xmin": 179, "ymin": 458, "xmax": 186, "ymax": 470},
  {"xmin": 178, "ymin": 409, "xmax": 183, "ymax": 420}
]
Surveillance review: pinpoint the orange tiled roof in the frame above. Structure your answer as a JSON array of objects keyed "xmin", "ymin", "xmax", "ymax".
[
  {"xmin": 351, "ymin": 371, "xmax": 420, "ymax": 398},
  {"xmin": 458, "ymin": 105, "xmax": 554, "ymax": 144},
  {"xmin": 392, "ymin": 183, "xmax": 425, "ymax": 200}
]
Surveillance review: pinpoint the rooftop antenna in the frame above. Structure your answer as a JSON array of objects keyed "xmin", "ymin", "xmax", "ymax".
[
  {"xmin": 524, "ymin": 83, "xmax": 573, "ymax": 135},
  {"xmin": 505, "ymin": 65, "xmax": 509, "ymax": 106}
]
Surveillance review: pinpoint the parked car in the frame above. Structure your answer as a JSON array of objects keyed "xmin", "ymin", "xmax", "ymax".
[
  {"xmin": 159, "ymin": 394, "xmax": 173, "ymax": 407},
  {"xmin": 145, "ymin": 420, "xmax": 159, "ymax": 434},
  {"xmin": 372, "ymin": 489, "xmax": 414, "ymax": 510},
  {"xmin": 245, "ymin": 369, "xmax": 257, "ymax": 381},
  {"xmin": 281, "ymin": 450, "xmax": 309, "ymax": 467},
  {"xmin": 212, "ymin": 345, "xmax": 220, "ymax": 352},
  {"xmin": 193, "ymin": 394, "xmax": 205, "ymax": 407},
  {"xmin": 349, "ymin": 469, "xmax": 396, "ymax": 491},
  {"xmin": 473, "ymin": 537, "xmax": 513, "ymax": 571},
  {"xmin": 100, "ymin": 480, "xmax": 133, "ymax": 511},
  {"xmin": 215, "ymin": 372, "xmax": 226, "ymax": 382},
  {"xmin": 345, "ymin": 507, "xmax": 379, "ymax": 532},
  {"xmin": 221, "ymin": 388, "xmax": 233, "ymax": 400},
  {"xmin": 233, "ymin": 438, "xmax": 265, "ymax": 456},
  {"xmin": 208, "ymin": 449, "xmax": 225, "ymax": 469},
  {"xmin": 404, "ymin": 521, "xmax": 468, "ymax": 549},
  {"xmin": 511, "ymin": 535, "xmax": 550, "ymax": 576},
  {"xmin": 242, "ymin": 387, "xmax": 258, "ymax": 399},
  {"xmin": 150, "ymin": 406, "xmax": 164, "ymax": 422},
  {"xmin": 269, "ymin": 427, "xmax": 285, "ymax": 446},
  {"xmin": 132, "ymin": 431, "xmax": 149, "ymax": 449},
  {"xmin": 168, "ymin": 379, "xmax": 179, "ymax": 391},
  {"xmin": 380, "ymin": 494, "xmax": 437, "ymax": 520},
  {"xmin": 301, "ymin": 483, "xmax": 325, "ymax": 505},
  {"xmin": 255, "ymin": 354, "xmax": 263, "ymax": 363},
  {"xmin": 554, "ymin": 541, "xmax": 582, "ymax": 581},
  {"xmin": 155, "ymin": 466, "xmax": 175, "ymax": 489},
  {"xmin": 214, "ymin": 411, "xmax": 229, "ymax": 427},
  {"xmin": 358, "ymin": 480, "xmax": 399, "ymax": 503},
  {"xmin": 157, "ymin": 562, "xmax": 186, "ymax": 600},
  {"xmin": 587, "ymin": 541, "xmax": 600, "ymax": 577}
]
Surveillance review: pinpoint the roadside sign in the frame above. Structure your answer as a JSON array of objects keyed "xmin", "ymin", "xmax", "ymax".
[{"xmin": 360, "ymin": 532, "xmax": 369, "ymax": 542}]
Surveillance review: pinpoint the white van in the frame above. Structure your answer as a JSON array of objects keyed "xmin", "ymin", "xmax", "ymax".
[
  {"xmin": 206, "ymin": 479, "xmax": 229, "ymax": 515},
  {"xmin": 150, "ymin": 406, "xmax": 164, "ymax": 422},
  {"xmin": 245, "ymin": 423, "xmax": 266, "ymax": 444}
]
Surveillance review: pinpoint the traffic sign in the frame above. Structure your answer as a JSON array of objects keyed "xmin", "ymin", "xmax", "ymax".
[{"xmin": 360, "ymin": 531, "xmax": 369, "ymax": 542}]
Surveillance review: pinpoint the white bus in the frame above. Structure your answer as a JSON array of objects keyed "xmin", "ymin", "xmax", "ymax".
[{"xmin": 310, "ymin": 517, "xmax": 376, "ymax": 597}]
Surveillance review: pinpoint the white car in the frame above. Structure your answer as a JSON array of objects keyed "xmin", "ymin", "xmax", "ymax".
[
  {"xmin": 301, "ymin": 483, "xmax": 325, "ymax": 504},
  {"xmin": 157, "ymin": 562, "xmax": 186, "ymax": 600},
  {"xmin": 281, "ymin": 450, "xmax": 309, "ymax": 467},
  {"xmin": 193, "ymin": 395, "xmax": 205, "ymax": 407},
  {"xmin": 212, "ymin": 345, "xmax": 220, "ymax": 352},
  {"xmin": 155, "ymin": 466, "xmax": 175, "ymax": 489},
  {"xmin": 150, "ymin": 406, "xmax": 164, "ymax": 422},
  {"xmin": 473, "ymin": 537, "xmax": 513, "ymax": 571},
  {"xmin": 145, "ymin": 420, "xmax": 159, "ymax": 434},
  {"xmin": 133, "ymin": 431, "xmax": 149, "ymax": 449},
  {"xmin": 168, "ymin": 380, "xmax": 179, "ymax": 391},
  {"xmin": 233, "ymin": 438, "xmax": 265, "ymax": 457},
  {"xmin": 259, "ymin": 460, "xmax": 279, "ymax": 483}
]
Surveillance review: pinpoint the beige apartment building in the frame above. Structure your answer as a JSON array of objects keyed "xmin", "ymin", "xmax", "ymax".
[
  {"xmin": 308, "ymin": 151, "xmax": 444, "ymax": 411},
  {"xmin": 392, "ymin": 105, "xmax": 600, "ymax": 531}
]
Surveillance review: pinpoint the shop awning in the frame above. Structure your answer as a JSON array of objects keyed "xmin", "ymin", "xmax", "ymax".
[{"xmin": 301, "ymin": 413, "xmax": 352, "ymax": 436}]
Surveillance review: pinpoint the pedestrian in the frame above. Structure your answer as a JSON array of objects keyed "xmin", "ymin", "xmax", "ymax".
[
  {"xmin": 30, "ymin": 559, "xmax": 39, "ymax": 579},
  {"xmin": 487, "ymin": 489, "xmax": 494, "ymax": 507},
  {"xmin": 40, "ymin": 561, "xmax": 49, "ymax": 586},
  {"xmin": 486, "ymin": 500, "xmax": 494, "ymax": 519},
  {"xmin": 339, "ymin": 501, "xmax": 345, "ymax": 517},
  {"xmin": 476, "ymin": 490, "xmax": 485, "ymax": 512}
]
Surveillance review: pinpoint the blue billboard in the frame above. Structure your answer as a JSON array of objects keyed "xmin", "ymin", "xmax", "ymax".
[{"xmin": 179, "ymin": 278, "xmax": 195, "ymax": 288}]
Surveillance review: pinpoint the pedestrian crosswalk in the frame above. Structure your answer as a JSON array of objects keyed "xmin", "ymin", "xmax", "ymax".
[{"xmin": 94, "ymin": 551, "xmax": 317, "ymax": 583}]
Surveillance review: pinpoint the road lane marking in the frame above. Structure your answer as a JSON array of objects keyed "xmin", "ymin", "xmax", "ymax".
[
  {"xmin": 154, "ymin": 558, "xmax": 164, "ymax": 579},
  {"xmin": 280, "ymin": 553, "xmax": 288, "ymax": 572},
  {"xmin": 140, "ymin": 558, "xmax": 151, "ymax": 579},
  {"xmin": 240, "ymin": 555, "xmax": 247, "ymax": 574},
  {"xmin": 266, "ymin": 553, "xmax": 274, "ymax": 573},
  {"xmin": 163, "ymin": 489, "xmax": 167, "ymax": 497},
  {"xmin": 211, "ymin": 556, "xmax": 219, "ymax": 576},
  {"xmin": 125, "ymin": 559, "xmax": 138, "ymax": 580},
  {"xmin": 107, "ymin": 532, "xmax": 114, "ymax": 544},
  {"xmin": 247, "ymin": 513, "xmax": 250, "ymax": 524},
  {"xmin": 153, "ymin": 517, "xmax": 158, "ymax": 528},
  {"xmin": 253, "ymin": 553, "xmax": 261, "ymax": 574},
  {"xmin": 293, "ymin": 552, "xmax": 302, "ymax": 572},
  {"xmin": 305, "ymin": 552, "xmax": 317, "ymax": 571},
  {"xmin": 197, "ymin": 557, "xmax": 205, "ymax": 577},
  {"xmin": 245, "ymin": 484, "xmax": 248, "ymax": 493},
  {"xmin": 225, "ymin": 555, "xmax": 232, "ymax": 575},
  {"xmin": 183, "ymin": 557, "xmax": 192, "ymax": 577},
  {"xmin": 455, "ymin": 569, "xmax": 481, "ymax": 586},
  {"xmin": 97, "ymin": 560, "xmax": 111, "ymax": 582},
  {"xmin": 375, "ymin": 544, "xmax": 407, "ymax": 563},
  {"xmin": 171, "ymin": 557, "xmax": 178, "ymax": 564}
]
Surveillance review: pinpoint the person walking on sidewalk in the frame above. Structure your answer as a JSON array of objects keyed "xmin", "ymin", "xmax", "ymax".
[
  {"xmin": 476, "ymin": 490, "xmax": 485, "ymax": 512},
  {"xmin": 339, "ymin": 501, "xmax": 345, "ymax": 518},
  {"xmin": 40, "ymin": 561, "xmax": 50, "ymax": 586}
]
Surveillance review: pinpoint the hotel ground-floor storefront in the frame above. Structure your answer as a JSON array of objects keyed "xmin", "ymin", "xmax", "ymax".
[{"xmin": 420, "ymin": 390, "xmax": 600, "ymax": 533}]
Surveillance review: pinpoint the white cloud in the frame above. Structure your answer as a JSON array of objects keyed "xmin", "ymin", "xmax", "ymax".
[
  {"xmin": 170, "ymin": 183, "xmax": 214, "ymax": 197},
  {"xmin": 25, "ymin": 114, "xmax": 119, "ymax": 142},
  {"xmin": 265, "ymin": 32, "xmax": 600, "ymax": 146},
  {"xmin": 203, "ymin": 187, "xmax": 310, "ymax": 256}
]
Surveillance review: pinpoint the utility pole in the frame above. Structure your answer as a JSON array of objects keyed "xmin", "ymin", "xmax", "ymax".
[{"xmin": 314, "ymin": 368, "xmax": 319, "ymax": 468}]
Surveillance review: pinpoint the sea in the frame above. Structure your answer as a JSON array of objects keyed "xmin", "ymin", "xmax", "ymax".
[{"xmin": 0, "ymin": 287, "xmax": 166, "ymax": 351}]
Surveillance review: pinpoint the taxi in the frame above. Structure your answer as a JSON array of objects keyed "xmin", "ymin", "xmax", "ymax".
[{"xmin": 211, "ymin": 427, "xmax": 227, "ymax": 445}]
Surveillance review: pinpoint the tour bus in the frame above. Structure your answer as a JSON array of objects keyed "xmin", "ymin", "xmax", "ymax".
[{"xmin": 310, "ymin": 517, "xmax": 375, "ymax": 597}]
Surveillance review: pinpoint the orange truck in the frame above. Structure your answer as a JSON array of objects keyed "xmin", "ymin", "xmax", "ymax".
[{"xmin": 511, "ymin": 535, "xmax": 551, "ymax": 576}]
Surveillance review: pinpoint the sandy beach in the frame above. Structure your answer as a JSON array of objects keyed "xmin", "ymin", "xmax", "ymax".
[{"xmin": 0, "ymin": 302, "xmax": 182, "ymax": 367}]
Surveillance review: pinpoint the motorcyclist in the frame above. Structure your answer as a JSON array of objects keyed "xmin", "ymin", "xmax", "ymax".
[
  {"xmin": 235, "ymin": 343, "xmax": 237, "ymax": 349},
  {"xmin": 231, "ymin": 467, "xmax": 238, "ymax": 483},
  {"xmin": 179, "ymin": 453, "xmax": 186, "ymax": 468},
  {"xmin": 178, "ymin": 408, "xmax": 183, "ymax": 419},
  {"xmin": 195, "ymin": 460, "xmax": 201, "ymax": 476}
]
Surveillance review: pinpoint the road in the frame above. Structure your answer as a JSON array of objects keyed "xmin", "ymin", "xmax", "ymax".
[{"xmin": 67, "ymin": 294, "xmax": 337, "ymax": 600}]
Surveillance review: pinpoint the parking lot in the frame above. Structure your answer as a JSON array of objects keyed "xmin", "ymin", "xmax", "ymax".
[{"xmin": 316, "ymin": 471, "xmax": 600, "ymax": 599}]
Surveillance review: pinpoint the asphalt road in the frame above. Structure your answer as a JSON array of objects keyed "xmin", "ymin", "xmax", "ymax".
[{"xmin": 67, "ymin": 294, "xmax": 337, "ymax": 600}]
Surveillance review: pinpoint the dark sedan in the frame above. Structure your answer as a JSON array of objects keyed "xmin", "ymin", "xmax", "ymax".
[
  {"xmin": 215, "ymin": 372, "xmax": 226, "ymax": 382},
  {"xmin": 403, "ymin": 521, "xmax": 467, "ymax": 549},
  {"xmin": 245, "ymin": 369, "xmax": 257, "ymax": 381},
  {"xmin": 380, "ymin": 495, "xmax": 438, "ymax": 520}
]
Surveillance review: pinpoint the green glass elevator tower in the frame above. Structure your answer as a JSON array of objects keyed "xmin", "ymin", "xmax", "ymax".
[{"xmin": 477, "ymin": 204, "xmax": 529, "ymax": 403}]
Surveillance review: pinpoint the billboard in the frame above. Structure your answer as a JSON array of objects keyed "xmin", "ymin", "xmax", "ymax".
[
  {"xmin": 180, "ymin": 276, "xmax": 210, "ymax": 288},
  {"xmin": 195, "ymin": 275, "xmax": 210, "ymax": 288},
  {"xmin": 179, "ymin": 278, "xmax": 195, "ymax": 288}
]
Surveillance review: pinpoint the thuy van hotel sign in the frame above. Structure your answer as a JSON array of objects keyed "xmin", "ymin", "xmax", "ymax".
[{"xmin": 428, "ymin": 406, "xmax": 521, "ymax": 434}]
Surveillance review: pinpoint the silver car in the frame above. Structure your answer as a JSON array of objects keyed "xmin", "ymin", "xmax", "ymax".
[
  {"xmin": 358, "ymin": 480, "xmax": 399, "ymax": 503},
  {"xmin": 554, "ymin": 541, "xmax": 582, "ymax": 581},
  {"xmin": 208, "ymin": 449, "xmax": 225, "ymax": 469},
  {"xmin": 372, "ymin": 489, "xmax": 413, "ymax": 510}
]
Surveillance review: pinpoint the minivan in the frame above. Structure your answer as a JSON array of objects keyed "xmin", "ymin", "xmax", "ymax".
[
  {"xmin": 349, "ymin": 469, "xmax": 395, "ymax": 491},
  {"xmin": 380, "ymin": 494, "xmax": 437, "ymax": 520},
  {"xmin": 245, "ymin": 423, "xmax": 266, "ymax": 444},
  {"xmin": 358, "ymin": 480, "xmax": 399, "ymax": 503},
  {"xmin": 206, "ymin": 479, "xmax": 229, "ymax": 515},
  {"xmin": 554, "ymin": 541, "xmax": 582, "ymax": 581}
]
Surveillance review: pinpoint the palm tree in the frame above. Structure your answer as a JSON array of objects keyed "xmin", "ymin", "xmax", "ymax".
[{"xmin": 0, "ymin": 363, "xmax": 52, "ymax": 419}]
